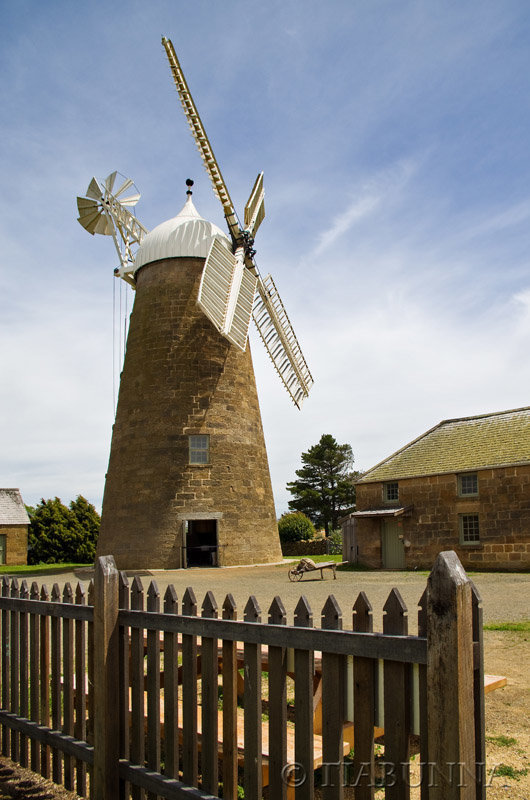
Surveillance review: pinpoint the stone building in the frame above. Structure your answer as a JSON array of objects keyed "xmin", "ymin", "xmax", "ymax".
[
  {"xmin": 341, "ymin": 407, "xmax": 530, "ymax": 570},
  {"xmin": 0, "ymin": 489, "xmax": 29, "ymax": 565},
  {"xmin": 97, "ymin": 195, "xmax": 282, "ymax": 570}
]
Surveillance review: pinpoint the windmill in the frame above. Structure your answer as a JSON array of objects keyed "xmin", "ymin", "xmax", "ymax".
[{"xmin": 77, "ymin": 37, "xmax": 313, "ymax": 569}]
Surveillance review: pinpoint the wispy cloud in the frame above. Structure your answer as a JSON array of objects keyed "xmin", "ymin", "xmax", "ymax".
[{"xmin": 309, "ymin": 157, "xmax": 422, "ymax": 259}]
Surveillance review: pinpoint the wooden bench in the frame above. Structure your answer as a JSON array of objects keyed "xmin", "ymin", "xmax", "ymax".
[{"xmin": 133, "ymin": 639, "xmax": 507, "ymax": 796}]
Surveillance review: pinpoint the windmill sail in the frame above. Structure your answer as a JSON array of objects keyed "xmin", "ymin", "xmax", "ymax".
[
  {"xmin": 162, "ymin": 36, "xmax": 314, "ymax": 407},
  {"xmin": 244, "ymin": 172, "xmax": 265, "ymax": 238},
  {"xmin": 253, "ymin": 275, "xmax": 314, "ymax": 408},
  {"xmin": 198, "ymin": 237, "xmax": 257, "ymax": 351},
  {"xmin": 162, "ymin": 37, "xmax": 241, "ymax": 246}
]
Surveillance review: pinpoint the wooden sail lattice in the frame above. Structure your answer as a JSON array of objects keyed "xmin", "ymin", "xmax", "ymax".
[{"xmin": 253, "ymin": 274, "xmax": 314, "ymax": 408}]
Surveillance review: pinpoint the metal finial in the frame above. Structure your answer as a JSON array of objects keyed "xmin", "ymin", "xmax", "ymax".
[{"xmin": 186, "ymin": 178, "xmax": 194, "ymax": 196}]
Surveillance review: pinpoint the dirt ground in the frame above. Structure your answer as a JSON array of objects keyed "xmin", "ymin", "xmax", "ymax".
[{"xmin": 0, "ymin": 562, "xmax": 527, "ymax": 798}]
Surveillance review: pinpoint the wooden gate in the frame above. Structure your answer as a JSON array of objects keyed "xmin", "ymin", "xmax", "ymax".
[{"xmin": 0, "ymin": 551, "xmax": 485, "ymax": 800}]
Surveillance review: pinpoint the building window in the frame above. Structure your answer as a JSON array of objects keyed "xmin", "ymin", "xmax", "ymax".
[
  {"xmin": 460, "ymin": 514, "xmax": 480, "ymax": 544},
  {"xmin": 458, "ymin": 473, "xmax": 478, "ymax": 496},
  {"xmin": 383, "ymin": 482, "xmax": 399, "ymax": 502},
  {"xmin": 189, "ymin": 434, "xmax": 209, "ymax": 464}
]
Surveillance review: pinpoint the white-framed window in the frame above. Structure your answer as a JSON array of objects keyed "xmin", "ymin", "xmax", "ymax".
[
  {"xmin": 189, "ymin": 434, "xmax": 210, "ymax": 465},
  {"xmin": 458, "ymin": 473, "xmax": 478, "ymax": 497},
  {"xmin": 460, "ymin": 513, "xmax": 480, "ymax": 545},
  {"xmin": 383, "ymin": 482, "xmax": 399, "ymax": 502}
]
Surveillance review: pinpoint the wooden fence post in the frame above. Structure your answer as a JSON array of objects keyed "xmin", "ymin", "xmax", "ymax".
[
  {"xmin": 93, "ymin": 555, "xmax": 120, "ymax": 800},
  {"xmin": 427, "ymin": 550, "xmax": 475, "ymax": 800},
  {"xmin": 470, "ymin": 582, "xmax": 486, "ymax": 800}
]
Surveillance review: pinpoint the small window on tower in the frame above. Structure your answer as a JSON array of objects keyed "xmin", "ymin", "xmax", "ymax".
[{"xmin": 189, "ymin": 435, "xmax": 210, "ymax": 465}]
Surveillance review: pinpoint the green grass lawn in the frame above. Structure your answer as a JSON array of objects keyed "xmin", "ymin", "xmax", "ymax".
[
  {"xmin": 483, "ymin": 620, "xmax": 530, "ymax": 632},
  {"xmin": 0, "ymin": 563, "xmax": 91, "ymax": 576},
  {"xmin": 283, "ymin": 554, "xmax": 375, "ymax": 571},
  {"xmin": 283, "ymin": 553, "xmax": 343, "ymax": 563}
]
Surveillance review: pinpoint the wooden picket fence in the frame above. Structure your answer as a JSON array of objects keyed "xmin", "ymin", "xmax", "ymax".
[{"xmin": 0, "ymin": 550, "xmax": 485, "ymax": 800}]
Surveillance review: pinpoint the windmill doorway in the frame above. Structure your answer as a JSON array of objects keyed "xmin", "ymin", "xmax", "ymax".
[{"xmin": 184, "ymin": 519, "xmax": 219, "ymax": 567}]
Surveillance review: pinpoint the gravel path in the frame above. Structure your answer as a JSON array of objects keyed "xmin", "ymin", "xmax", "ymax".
[{"xmin": 33, "ymin": 560, "xmax": 530, "ymax": 634}]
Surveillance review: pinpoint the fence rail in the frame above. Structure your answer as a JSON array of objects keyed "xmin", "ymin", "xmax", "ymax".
[{"xmin": 0, "ymin": 550, "xmax": 485, "ymax": 800}]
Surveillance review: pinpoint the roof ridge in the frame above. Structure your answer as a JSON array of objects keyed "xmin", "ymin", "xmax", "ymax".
[
  {"xmin": 438, "ymin": 406, "xmax": 530, "ymax": 426},
  {"xmin": 359, "ymin": 406, "xmax": 530, "ymax": 482}
]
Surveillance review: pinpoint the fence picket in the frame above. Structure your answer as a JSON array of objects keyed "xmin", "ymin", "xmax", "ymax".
[
  {"xmin": 383, "ymin": 588, "xmax": 410, "ymax": 800},
  {"xmin": 294, "ymin": 595, "xmax": 314, "ymax": 800},
  {"xmin": 1, "ymin": 577, "xmax": 10, "ymax": 757},
  {"xmin": 75, "ymin": 582, "xmax": 87, "ymax": 796},
  {"xmin": 427, "ymin": 550, "xmax": 475, "ymax": 800},
  {"xmin": 39, "ymin": 584, "xmax": 50, "ymax": 778},
  {"xmin": 352, "ymin": 591, "xmax": 375, "ymax": 800},
  {"xmin": 471, "ymin": 583, "xmax": 486, "ymax": 800},
  {"xmin": 51, "ymin": 583, "xmax": 62, "ymax": 784},
  {"xmin": 222, "ymin": 594, "xmax": 238, "ymax": 800},
  {"xmin": 182, "ymin": 587, "xmax": 198, "ymax": 787},
  {"xmin": 268, "ymin": 596, "xmax": 287, "ymax": 800},
  {"xmin": 87, "ymin": 579, "xmax": 94, "ymax": 799},
  {"xmin": 163, "ymin": 585, "xmax": 179, "ymax": 781},
  {"xmin": 62, "ymin": 583, "xmax": 74, "ymax": 790},
  {"xmin": 201, "ymin": 591, "xmax": 219, "ymax": 794},
  {"xmin": 243, "ymin": 596, "xmax": 262, "ymax": 800},
  {"xmin": 130, "ymin": 576, "xmax": 146, "ymax": 800},
  {"xmin": 417, "ymin": 588, "xmax": 428, "ymax": 800},
  {"xmin": 321, "ymin": 595, "xmax": 344, "ymax": 800},
  {"xmin": 29, "ymin": 581, "xmax": 40, "ymax": 773},
  {"xmin": 19, "ymin": 580, "xmax": 29, "ymax": 768},
  {"xmin": 119, "ymin": 572, "xmax": 130, "ymax": 800},
  {"xmin": 10, "ymin": 579, "xmax": 20, "ymax": 764},
  {"xmin": 93, "ymin": 555, "xmax": 120, "ymax": 800},
  {"xmin": 146, "ymin": 581, "xmax": 161, "ymax": 800}
]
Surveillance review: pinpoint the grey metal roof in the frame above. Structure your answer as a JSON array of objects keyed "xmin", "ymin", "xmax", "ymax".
[{"xmin": 0, "ymin": 489, "xmax": 30, "ymax": 525}]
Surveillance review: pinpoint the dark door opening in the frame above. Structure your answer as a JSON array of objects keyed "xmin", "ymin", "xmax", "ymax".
[{"xmin": 185, "ymin": 520, "xmax": 218, "ymax": 567}]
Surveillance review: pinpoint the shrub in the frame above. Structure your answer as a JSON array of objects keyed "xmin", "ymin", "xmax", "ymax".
[
  {"xmin": 327, "ymin": 529, "xmax": 343, "ymax": 555},
  {"xmin": 278, "ymin": 512, "xmax": 316, "ymax": 543},
  {"xmin": 28, "ymin": 496, "xmax": 99, "ymax": 565}
]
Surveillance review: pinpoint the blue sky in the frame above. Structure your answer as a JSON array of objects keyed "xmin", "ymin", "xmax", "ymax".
[{"xmin": 1, "ymin": 0, "xmax": 530, "ymax": 515}]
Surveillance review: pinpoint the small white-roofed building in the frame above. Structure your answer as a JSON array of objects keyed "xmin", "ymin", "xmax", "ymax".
[{"xmin": 0, "ymin": 489, "xmax": 29, "ymax": 565}]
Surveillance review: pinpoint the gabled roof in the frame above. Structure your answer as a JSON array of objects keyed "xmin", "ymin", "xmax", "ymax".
[
  {"xmin": 358, "ymin": 407, "xmax": 530, "ymax": 484},
  {"xmin": 0, "ymin": 489, "xmax": 30, "ymax": 525}
]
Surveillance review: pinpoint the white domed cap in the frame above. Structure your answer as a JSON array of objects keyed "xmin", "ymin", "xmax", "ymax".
[{"xmin": 134, "ymin": 195, "xmax": 230, "ymax": 272}]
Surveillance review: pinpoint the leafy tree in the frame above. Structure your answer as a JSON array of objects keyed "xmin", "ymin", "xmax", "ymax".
[
  {"xmin": 286, "ymin": 434, "xmax": 358, "ymax": 535},
  {"xmin": 278, "ymin": 511, "xmax": 316, "ymax": 543},
  {"xmin": 28, "ymin": 496, "xmax": 100, "ymax": 565}
]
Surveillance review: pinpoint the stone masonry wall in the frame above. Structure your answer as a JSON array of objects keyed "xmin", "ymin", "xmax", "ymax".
[
  {"xmin": 0, "ymin": 525, "xmax": 28, "ymax": 565},
  {"xmin": 355, "ymin": 465, "xmax": 530, "ymax": 570},
  {"xmin": 281, "ymin": 539, "xmax": 328, "ymax": 556},
  {"xmin": 98, "ymin": 256, "xmax": 282, "ymax": 569}
]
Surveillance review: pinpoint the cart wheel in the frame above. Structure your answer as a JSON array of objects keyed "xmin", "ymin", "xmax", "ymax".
[{"xmin": 288, "ymin": 569, "xmax": 303, "ymax": 582}]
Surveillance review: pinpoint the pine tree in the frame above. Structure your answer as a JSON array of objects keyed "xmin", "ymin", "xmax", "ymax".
[{"xmin": 286, "ymin": 434, "xmax": 358, "ymax": 535}]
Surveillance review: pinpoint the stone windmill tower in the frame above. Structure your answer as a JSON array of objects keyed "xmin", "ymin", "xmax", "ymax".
[{"xmin": 76, "ymin": 37, "xmax": 313, "ymax": 570}]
